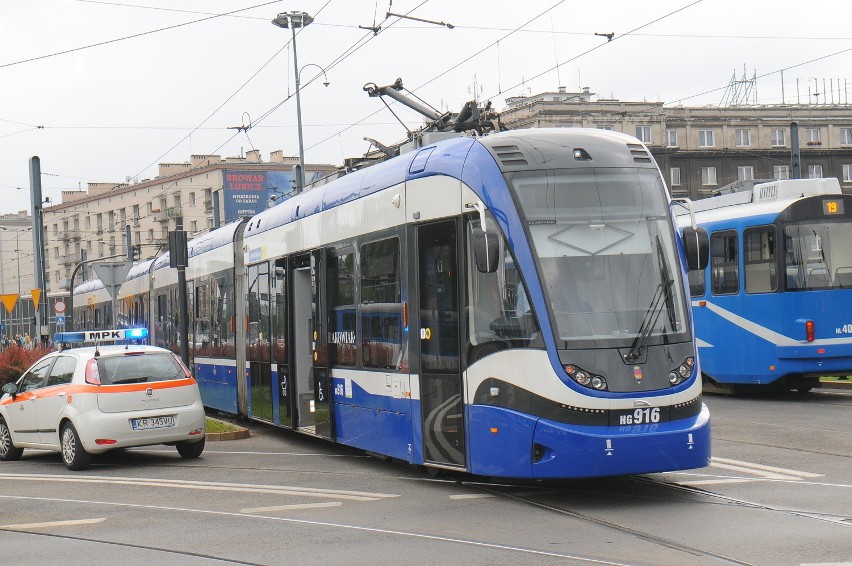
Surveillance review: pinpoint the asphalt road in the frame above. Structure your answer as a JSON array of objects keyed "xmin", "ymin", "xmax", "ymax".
[{"xmin": 1, "ymin": 387, "xmax": 850, "ymax": 566}]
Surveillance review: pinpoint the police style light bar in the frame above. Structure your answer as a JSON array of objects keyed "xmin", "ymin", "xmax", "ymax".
[{"xmin": 54, "ymin": 328, "xmax": 149, "ymax": 343}]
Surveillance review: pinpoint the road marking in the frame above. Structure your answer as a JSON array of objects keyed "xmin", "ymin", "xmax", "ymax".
[
  {"xmin": 0, "ymin": 494, "xmax": 630, "ymax": 565},
  {"xmin": 449, "ymin": 494, "xmax": 495, "ymax": 500},
  {"xmin": 241, "ymin": 502, "xmax": 342, "ymax": 513},
  {"xmin": 0, "ymin": 518, "xmax": 105, "ymax": 530},
  {"xmin": 800, "ymin": 563, "xmax": 852, "ymax": 566},
  {"xmin": 675, "ymin": 457, "xmax": 824, "ymax": 486},
  {"xmin": 712, "ymin": 457, "xmax": 824, "ymax": 478},
  {"xmin": 0, "ymin": 473, "xmax": 399, "ymax": 502}
]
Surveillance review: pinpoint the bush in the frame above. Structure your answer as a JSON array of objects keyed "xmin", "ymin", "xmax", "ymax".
[{"xmin": 0, "ymin": 346, "xmax": 55, "ymax": 387}]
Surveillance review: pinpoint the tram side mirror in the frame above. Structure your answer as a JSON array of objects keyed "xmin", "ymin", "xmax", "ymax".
[
  {"xmin": 472, "ymin": 227, "xmax": 500, "ymax": 273},
  {"xmin": 683, "ymin": 226, "xmax": 709, "ymax": 271}
]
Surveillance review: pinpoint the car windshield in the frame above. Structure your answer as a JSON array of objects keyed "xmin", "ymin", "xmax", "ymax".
[
  {"xmin": 98, "ymin": 352, "xmax": 186, "ymax": 385},
  {"xmin": 784, "ymin": 220, "xmax": 852, "ymax": 290},
  {"xmin": 508, "ymin": 167, "xmax": 690, "ymax": 348}
]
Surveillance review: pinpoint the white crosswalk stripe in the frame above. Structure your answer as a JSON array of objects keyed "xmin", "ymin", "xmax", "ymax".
[{"xmin": 677, "ymin": 457, "xmax": 824, "ymax": 486}]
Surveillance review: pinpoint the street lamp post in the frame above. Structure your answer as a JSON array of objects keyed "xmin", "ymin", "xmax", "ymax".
[{"xmin": 272, "ymin": 10, "xmax": 314, "ymax": 194}]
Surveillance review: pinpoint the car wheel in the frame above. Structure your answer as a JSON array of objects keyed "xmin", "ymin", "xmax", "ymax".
[
  {"xmin": 176, "ymin": 436, "xmax": 205, "ymax": 459},
  {"xmin": 0, "ymin": 419, "xmax": 23, "ymax": 461},
  {"xmin": 61, "ymin": 423, "xmax": 92, "ymax": 471}
]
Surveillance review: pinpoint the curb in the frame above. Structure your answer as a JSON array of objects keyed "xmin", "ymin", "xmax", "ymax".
[
  {"xmin": 205, "ymin": 418, "xmax": 251, "ymax": 442},
  {"xmin": 820, "ymin": 380, "xmax": 852, "ymax": 390}
]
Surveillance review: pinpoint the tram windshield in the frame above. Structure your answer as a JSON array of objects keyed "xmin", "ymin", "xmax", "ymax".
[
  {"xmin": 783, "ymin": 221, "xmax": 852, "ymax": 290},
  {"xmin": 508, "ymin": 168, "xmax": 690, "ymax": 348}
]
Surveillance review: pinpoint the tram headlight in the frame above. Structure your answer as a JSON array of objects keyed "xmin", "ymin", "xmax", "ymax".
[
  {"xmin": 668, "ymin": 357, "xmax": 695, "ymax": 386},
  {"xmin": 565, "ymin": 365, "xmax": 607, "ymax": 390}
]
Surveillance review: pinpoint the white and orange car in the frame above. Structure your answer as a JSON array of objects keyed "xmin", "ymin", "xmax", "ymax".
[{"xmin": 0, "ymin": 329, "xmax": 206, "ymax": 470}]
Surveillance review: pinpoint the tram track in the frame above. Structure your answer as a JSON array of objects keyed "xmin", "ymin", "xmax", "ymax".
[
  {"xmin": 0, "ymin": 527, "xmax": 264, "ymax": 565},
  {"xmin": 470, "ymin": 481, "xmax": 758, "ymax": 566}
]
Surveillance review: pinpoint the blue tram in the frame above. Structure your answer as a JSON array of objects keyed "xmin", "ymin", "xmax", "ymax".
[
  {"xmin": 677, "ymin": 177, "xmax": 852, "ymax": 391},
  {"xmin": 75, "ymin": 128, "xmax": 710, "ymax": 478}
]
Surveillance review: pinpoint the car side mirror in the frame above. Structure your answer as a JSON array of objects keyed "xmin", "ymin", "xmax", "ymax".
[
  {"xmin": 683, "ymin": 226, "xmax": 709, "ymax": 271},
  {"xmin": 472, "ymin": 226, "xmax": 500, "ymax": 273},
  {"xmin": 2, "ymin": 382, "xmax": 17, "ymax": 399}
]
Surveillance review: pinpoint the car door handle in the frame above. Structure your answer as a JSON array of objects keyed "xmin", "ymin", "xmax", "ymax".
[{"xmin": 58, "ymin": 392, "xmax": 65, "ymax": 397}]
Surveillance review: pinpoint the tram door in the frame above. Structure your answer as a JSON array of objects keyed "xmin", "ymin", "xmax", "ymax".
[
  {"xmin": 417, "ymin": 220, "xmax": 466, "ymax": 469},
  {"xmin": 290, "ymin": 252, "xmax": 332, "ymax": 438},
  {"xmin": 246, "ymin": 262, "xmax": 273, "ymax": 422}
]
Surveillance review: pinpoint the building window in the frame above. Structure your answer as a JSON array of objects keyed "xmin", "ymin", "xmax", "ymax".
[
  {"xmin": 737, "ymin": 166, "xmax": 754, "ymax": 181},
  {"xmin": 702, "ymin": 166, "xmax": 717, "ymax": 185},
  {"xmin": 635, "ymin": 125, "xmax": 651, "ymax": 143},
  {"xmin": 841, "ymin": 128, "xmax": 852, "ymax": 145},
  {"xmin": 773, "ymin": 165, "xmax": 790, "ymax": 180},
  {"xmin": 148, "ymin": 229, "xmax": 154, "ymax": 241},
  {"xmin": 597, "ymin": 124, "xmax": 613, "ymax": 131},
  {"xmin": 843, "ymin": 164, "xmax": 852, "ymax": 182},
  {"xmin": 699, "ymin": 129, "xmax": 715, "ymax": 147},
  {"xmin": 735, "ymin": 129, "xmax": 751, "ymax": 147},
  {"xmin": 666, "ymin": 129, "xmax": 678, "ymax": 147},
  {"xmin": 670, "ymin": 167, "xmax": 682, "ymax": 186},
  {"xmin": 190, "ymin": 220, "xmax": 198, "ymax": 232},
  {"xmin": 806, "ymin": 128, "xmax": 821, "ymax": 144},
  {"xmin": 808, "ymin": 164, "xmax": 823, "ymax": 179},
  {"xmin": 770, "ymin": 128, "xmax": 786, "ymax": 147},
  {"xmin": 189, "ymin": 192, "xmax": 196, "ymax": 206}
]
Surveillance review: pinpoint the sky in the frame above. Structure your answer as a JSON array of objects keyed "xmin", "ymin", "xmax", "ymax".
[{"xmin": 1, "ymin": 0, "xmax": 851, "ymax": 215}]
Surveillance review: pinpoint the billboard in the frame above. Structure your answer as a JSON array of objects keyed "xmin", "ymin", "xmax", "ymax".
[{"xmin": 222, "ymin": 169, "xmax": 325, "ymax": 221}]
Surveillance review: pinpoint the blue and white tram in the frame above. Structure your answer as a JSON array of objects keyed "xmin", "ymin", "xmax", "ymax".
[
  {"xmin": 75, "ymin": 128, "xmax": 711, "ymax": 478},
  {"xmin": 678, "ymin": 177, "xmax": 852, "ymax": 391}
]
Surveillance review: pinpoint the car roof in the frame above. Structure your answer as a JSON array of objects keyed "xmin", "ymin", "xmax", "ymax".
[{"xmin": 55, "ymin": 345, "xmax": 174, "ymax": 358}]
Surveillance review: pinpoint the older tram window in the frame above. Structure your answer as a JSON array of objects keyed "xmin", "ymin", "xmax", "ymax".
[
  {"xmin": 360, "ymin": 238, "xmax": 403, "ymax": 369},
  {"xmin": 711, "ymin": 231, "xmax": 739, "ymax": 295},
  {"xmin": 744, "ymin": 227, "xmax": 777, "ymax": 294},
  {"xmin": 328, "ymin": 251, "xmax": 357, "ymax": 367}
]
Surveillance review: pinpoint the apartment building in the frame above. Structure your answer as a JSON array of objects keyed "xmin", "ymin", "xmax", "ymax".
[
  {"xmin": 500, "ymin": 87, "xmax": 852, "ymax": 199},
  {"xmin": 37, "ymin": 150, "xmax": 335, "ymax": 293}
]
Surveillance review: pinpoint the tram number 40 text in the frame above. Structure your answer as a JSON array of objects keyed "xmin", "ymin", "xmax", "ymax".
[
  {"xmin": 619, "ymin": 407, "xmax": 661, "ymax": 425},
  {"xmin": 836, "ymin": 325, "xmax": 852, "ymax": 335}
]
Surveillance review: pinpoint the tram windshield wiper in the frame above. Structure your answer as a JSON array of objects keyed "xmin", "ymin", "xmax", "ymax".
[
  {"xmin": 625, "ymin": 237, "xmax": 674, "ymax": 362},
  {"xmin": 625, "ymin": 278, "xmax": 673, "ymax": 362}
]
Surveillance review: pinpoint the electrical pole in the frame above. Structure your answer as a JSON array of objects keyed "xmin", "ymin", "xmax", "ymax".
[{"xmin": 29, "ymin": 157, "xmax": 47, "ymax": 344}]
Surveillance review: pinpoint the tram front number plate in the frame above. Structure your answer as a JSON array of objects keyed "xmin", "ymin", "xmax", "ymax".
[
  {"xmin": 131, "ymin": 416, "xmax": 176, "ymax": 430},
  {"xmin": 610, "ymin": 407, "xmax": 669, "ymax": 426}
]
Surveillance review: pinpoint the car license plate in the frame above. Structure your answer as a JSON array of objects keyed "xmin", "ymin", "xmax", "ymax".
[{"xmin": 131, "ymin": 416, "xmax": 176, "ymax": 430}]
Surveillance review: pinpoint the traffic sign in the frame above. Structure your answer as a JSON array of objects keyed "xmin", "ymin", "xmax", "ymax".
[
  {"xmin": 55, "ymin": 315, "xmax": 66, "ymax": 325},
  {"xmin": 54, "ymin": 301, "xmax": 66, "ymax": 314}
]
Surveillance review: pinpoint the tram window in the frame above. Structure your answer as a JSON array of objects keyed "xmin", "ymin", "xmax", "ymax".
[
  {"xmin": 744, "ymin": 227, "xmax": 777, "ymax": 294},
  {"xmin": 212, "ymin": 274, "xmax": 235, "ymax": 357},
  {"xmin": 687, "ymin": 269, "xmax": 705, "ymax": 297},
  {"xmin": 328, "ymin": 251, "xmax": 356, "ymax": 367},
  {"xmin": 710, "ymin": 231, "xmax": 739, "ymax": 295},
  {"xmin": 271, "ymin": 261, "xmax": 287, "ymax": 365},
  {"xmin": 360, "ymin": 238, "xmax": 403, "ymax": 369},
  {"xmin": 465, "ymin": 218, "xmax": 542, "ymax": 364},
  {"xmin": 246, "ymin": 263, "xmax": 271, "ymax": 362},
  {"xmin": 195, "ymin": 284, "xmax": 211, "ymax": 354}
]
